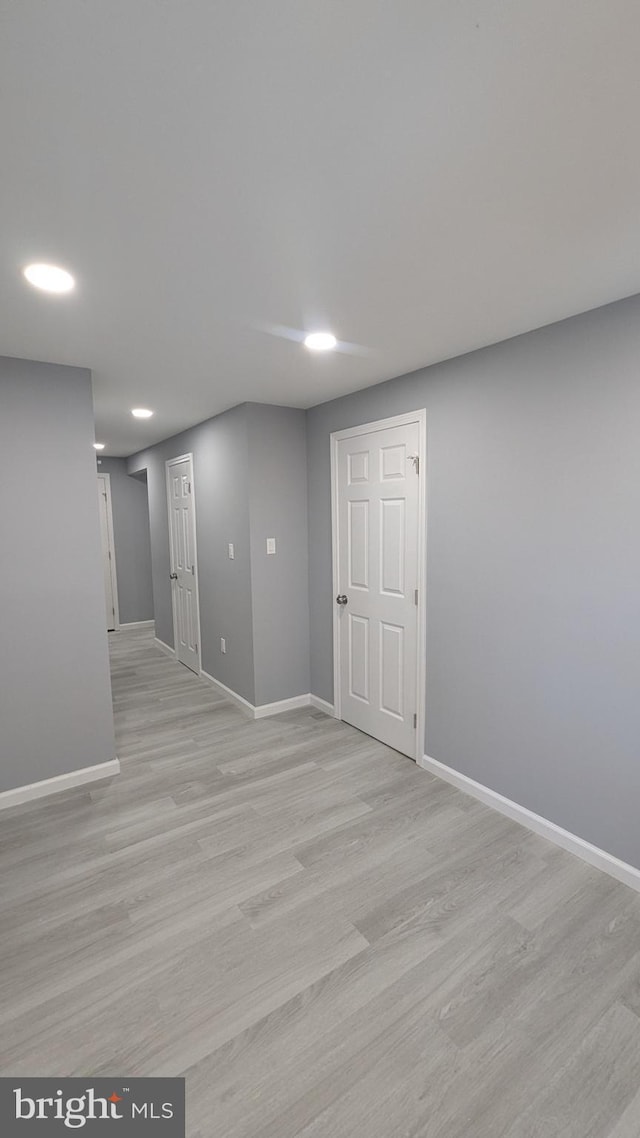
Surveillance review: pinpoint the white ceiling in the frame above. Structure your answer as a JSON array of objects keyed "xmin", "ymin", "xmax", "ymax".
[{"xmin": 2, "ymin": 1, "xmax": 640, "ymax": 456}]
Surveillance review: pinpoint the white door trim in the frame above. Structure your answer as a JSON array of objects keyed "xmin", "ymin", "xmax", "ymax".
[
  {"xmin": 165, "ymin": 452, "xmax": 202, "ymax": 672},
  {"xmin": 330, "ymin": 409, "xmax": 427, "ymax": 762},
  {"xmin": 97, "ymin": 472, "xmax": 120, "ymax": 631}
]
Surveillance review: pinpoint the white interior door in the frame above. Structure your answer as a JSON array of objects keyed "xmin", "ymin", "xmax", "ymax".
[
  {"xmin": 97, "ymin": 473, "xmax": 119, "ymax": 632},
  {"xmin": 166, "ymin": 454, "xmax": 201, "ymax": 673},
  {"xmin": 333, "ymin": 416, "xmax": 423, "ymax": 758}
]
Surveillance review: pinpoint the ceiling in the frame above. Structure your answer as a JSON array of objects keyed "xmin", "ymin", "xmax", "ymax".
[{"xmin": 2, "ymin": 1, "xmax": 640, "ymax": 456}]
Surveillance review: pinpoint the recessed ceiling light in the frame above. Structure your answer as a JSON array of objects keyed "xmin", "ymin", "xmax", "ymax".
[
  {"xmin": 131, "ymin": 408, "xmax": 154, "ymax": 418},
  {"xmin": 93, "ymin": 442, "xmax": 105, "ymax": 450},
  {"xmin": 23, "ymin": 263, "xmax": 75, "ymax": 293},
  {"xmin": 304, "ymin": 331, "xmax": 337, "ymax": 351}
]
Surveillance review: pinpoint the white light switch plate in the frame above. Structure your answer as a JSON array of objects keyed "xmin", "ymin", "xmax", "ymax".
[
  {"xmin": 220, "ymin": 637, "xmax": 226, "ymax": 653},
  {"xmin": 228, "ymin": 543, "xmax": 234, "ymax": 559},
  {"xmin": 266, "ymin": 537, "xmax": 276, "ymax": 555}
]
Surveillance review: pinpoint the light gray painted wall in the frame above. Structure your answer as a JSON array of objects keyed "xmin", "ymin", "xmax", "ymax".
[
  {"xmin": 247, "ymin": 405, "xmax": 309, "ymax": 704},
  {"xmin": 97, "ymin": 458, "xmax": 153, "ymax": 624},
  {"xmin": 128, "ymin": 403, "xmax": 311, "ymax": 707},
  {"xmin": 128, "ymin": 405, "xmax": 255, "ymax": 702},
  {"xmin": 0, "ymin": 356, "xmax": 116, "ymax": 792},
  {"xmin": 307, "ymin": 295, "xmax": 640, "ymax": 868}
]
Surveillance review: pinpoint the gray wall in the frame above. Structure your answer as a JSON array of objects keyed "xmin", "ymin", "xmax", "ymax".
[
  {"xmin": 247, "ymin": 405, "xmax": 310, "ymax": 705},
  {"xmin": 128, "ymin": 405, "xmax": 255, "ymax": 702},
  {"xmin": 128, "ymin": 403, "xmax": 310, "ymax": 707},
  {"xmin": 307, "ymin": 295, "xmax": 640, "ymax": 868},
  {"xmin": 0, "ymin": 356, "xmax": 116, "ymax": 792},
  {"xmin": 97, "ymin": 458, "xmax": 153, "ymax": 624}
]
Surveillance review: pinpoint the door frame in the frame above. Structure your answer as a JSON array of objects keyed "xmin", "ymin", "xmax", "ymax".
[
  {"xmin": 97, "ymin": 471, "xmax": 120, "ymax": 631},
  {"xmin": 330, "ymin": 409, "xmax": 427, "ymax": 762},
  {"xmin": 165, "ymin": 452, "xmax": 202, "ymax": 672}
]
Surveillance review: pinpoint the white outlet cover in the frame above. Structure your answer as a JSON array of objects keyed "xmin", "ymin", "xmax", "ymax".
[
  {"xmin": 266, "ymin": 537, "xmax": 276, "ymax": 555},
  {"xmin": 220, "ymin": 637, "xmax": 226, "ymax": 653},
  {"xmin": 228, "ymin": 543, "xmax": 234, "ymax": 559}
]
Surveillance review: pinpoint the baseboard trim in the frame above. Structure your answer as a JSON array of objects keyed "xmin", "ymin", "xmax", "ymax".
[
  {"xmin": 254, "ymin": 694, "xmax": 311, "ymax": 719},
  {"xmin": 200, "ymin": 669, "xmax": 255, "ymax": 715},
  {"xmin": 0, "ymin": 758, "xmax": 121, "ymax": 812},
  {"xmin": 120, "ymin": 620, "xmax": 155, "ymax": 630},
  {"xmin": 419, "ymin": 753, "xmax": 640, "ymax": 893},
  {"xmin": 199, "ymin": 672, "xmax": 332, "ymax": 722},
  {"xmin": 153, "ymin": 637, "xmax": 175, "ymax": 658},
  {"xmin": 309, "ymin": 694, "xmax": 336, "ymax": 717}
]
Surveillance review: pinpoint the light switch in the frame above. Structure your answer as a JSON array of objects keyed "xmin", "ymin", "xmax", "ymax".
[
  {"xmin": 220, "ymin": 637, "xmax": 226, "ymax": 653},
  {"xmin": 266, "ymin": 537, "xmax": 276, "ymax": 555},
  {"xmin": 228, "ymin": 543, "xmax": 234, "ymax": 559}
]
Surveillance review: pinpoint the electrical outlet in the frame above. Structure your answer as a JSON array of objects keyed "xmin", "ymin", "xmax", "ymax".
[
  {"xmin": 228, "ymin": 543, "xmax": 234, "ymax": 559},
  {"xmin": 266, "ymin": 537, "xmax": 276, "ymax": 555},
  {"xmin": 220, "ymin": 637, "xmax": 226, "ymax": 653}
]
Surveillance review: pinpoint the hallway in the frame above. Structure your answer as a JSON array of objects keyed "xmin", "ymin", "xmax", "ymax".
[{"xmin": 1, "ymin": 627, "xmax": 640, "ymax": 1136}]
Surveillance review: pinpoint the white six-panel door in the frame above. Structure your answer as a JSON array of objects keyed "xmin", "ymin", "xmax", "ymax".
[
  {"xmin": 333, "ymin": 415, "xmax": 423, "ymax": 758},
  {"xmin": 166, "ymin": 454, "xmax": 201, "ymax": 673}
]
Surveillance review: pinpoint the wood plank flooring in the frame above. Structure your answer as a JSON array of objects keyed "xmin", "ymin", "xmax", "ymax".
[{"xmin": 2, "ymin": 625, "xmax": 640, "ymax": 1136}]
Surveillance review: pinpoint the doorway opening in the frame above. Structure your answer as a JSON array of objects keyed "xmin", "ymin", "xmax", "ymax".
[{"xmin": 97, "ymin": 472, "xmax": 119, "ymax": 632}]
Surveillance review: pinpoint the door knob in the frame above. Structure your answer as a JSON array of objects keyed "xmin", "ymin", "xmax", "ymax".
[
  {"xmin": 170, "ymin": 572, "xmax": 178, "ymax": 580},
  {"xmin": 336, "ymin": 594, "xmax": 348, "ymax": 605}
]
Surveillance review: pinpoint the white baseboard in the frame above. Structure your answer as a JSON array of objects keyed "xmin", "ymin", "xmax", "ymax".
[
  {"xmin": 199, "ymin": 671, "xmax": 333, "ymax": 722},
  {"xmin": 419, "ymin": 753, "xmax": 640, "ymax": 893},
  {"xmin": 310, "ymin": 694, "xmax": 336, "ymax": 717},
  {"xmin": 254, "ymin": 694, "xmax": 311, "ymax": 719},
  {"xmin": 200, "ymin": 669, "xmax": 255, "ymax": 715},
  {"xmin": 0, "ymin": 758, "xmax": 121, "ymax": 812},
  {"xmin": 120, "ymin": 620, "xmax": 155, "ymax": 630},
  {"xmin": 153, "ymin": 637, "xmax": 175, "ymax": 658}
]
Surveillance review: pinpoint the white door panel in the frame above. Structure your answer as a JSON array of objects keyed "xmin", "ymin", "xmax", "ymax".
[
  {"xmin": 335, "ymin": 420, "xmax": 420, "ymax": 758},
  {"xmin": 167, "ymin": 455, "xmax": 200, "ymax": 673}
]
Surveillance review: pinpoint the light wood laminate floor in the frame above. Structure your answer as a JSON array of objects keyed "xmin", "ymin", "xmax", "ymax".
[{"xmin": 2, "ymin": 626, "xmax": 640, "ymax": 1137}]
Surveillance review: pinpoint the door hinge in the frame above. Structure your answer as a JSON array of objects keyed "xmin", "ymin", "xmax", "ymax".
[
  {"xmin": 414, "ymin": 588, "xmax": 418, "ymax": 605},
  {"xmin": 413, "ymin": 713, "xmax": 417, "ymax": 728},
  {"xmin": 108, "ymin": 550, "xmax": 112, "ymax": 561}
]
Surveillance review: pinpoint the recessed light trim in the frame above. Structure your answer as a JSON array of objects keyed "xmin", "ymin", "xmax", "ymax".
[
  {"xmin": 93, "ymin": 442, "xmax": 105, "ymax": 450},
  {"xmin": 304, "ymin": 331, "xmax": 337, "ymax": 352},
  {"xmin": 23, "ymin": 263, "xmax": 75, "ymax": 293},
  {"xmin": 131, "ymin": 408, "xmax": 154, "ymax": 419}
]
